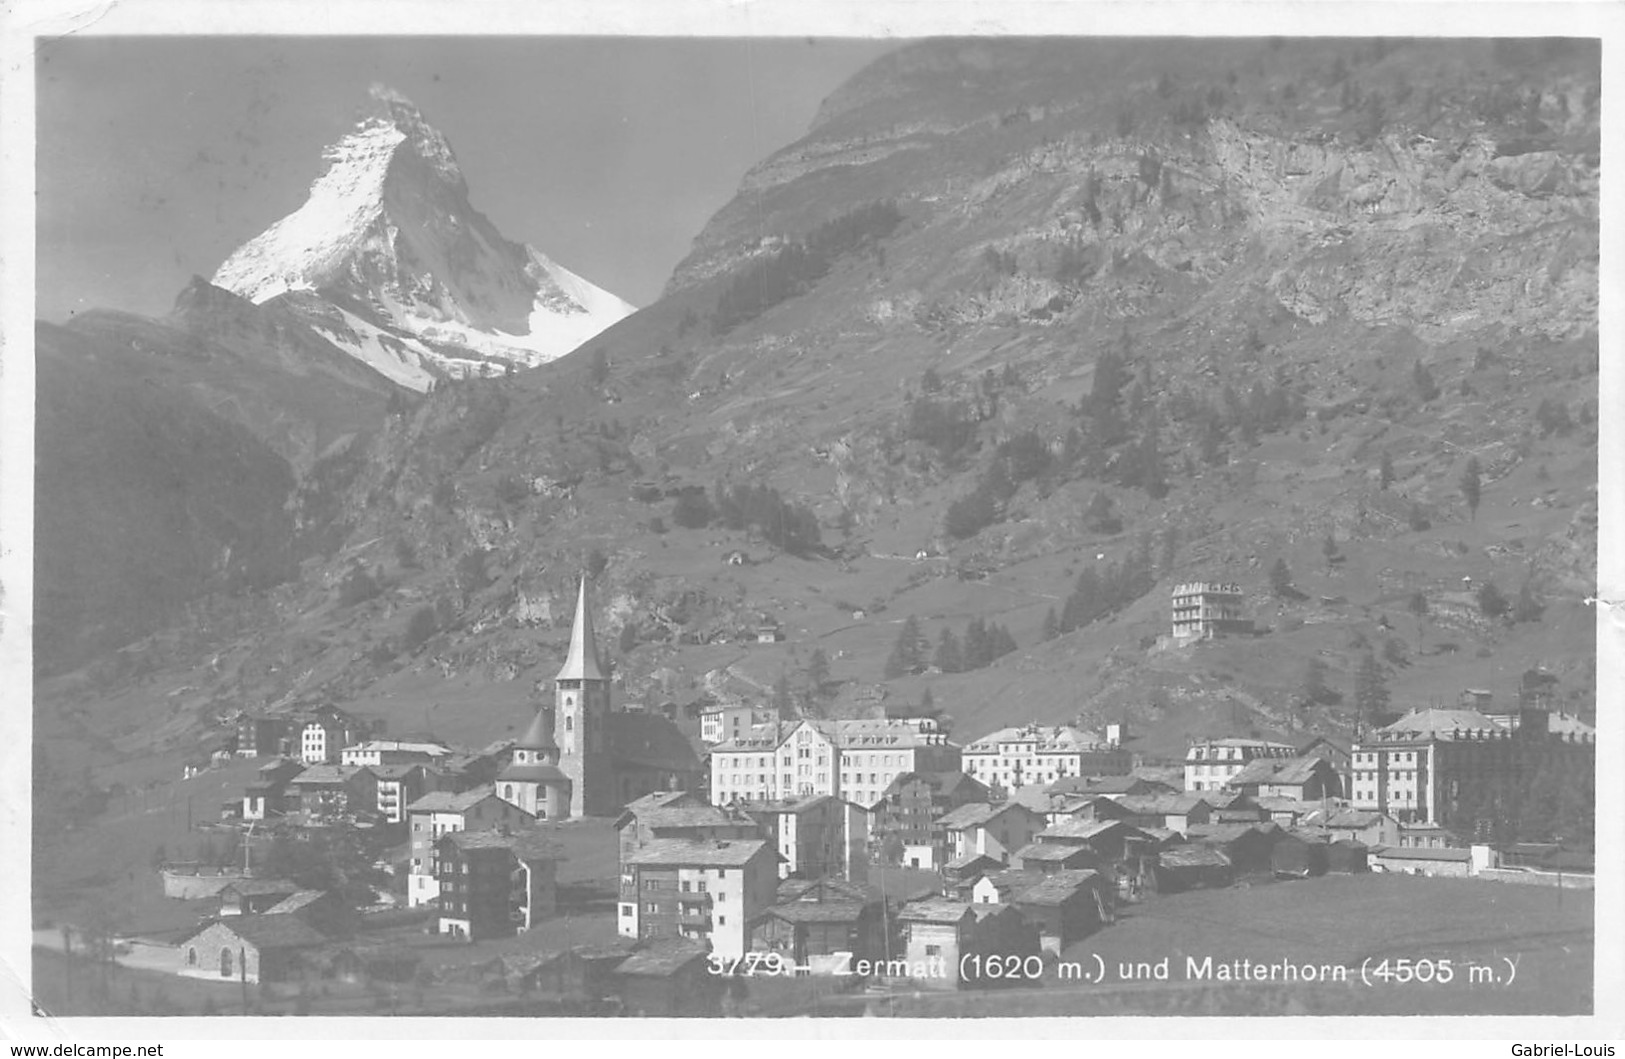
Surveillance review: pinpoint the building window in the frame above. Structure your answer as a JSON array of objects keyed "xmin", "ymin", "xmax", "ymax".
[
  {"xmin": 220, "ymin": 948, "xmax": 234, "ymax": 978},
  {"xmin": 926, "ymin": 944, "xmax": 941, "ymax": 956},
  {"xmin": 620, "ymin": 904, "xmax": 634, "ymax": 916},
  {"xmin": 186, "ymin": 947, "xmax": 197, "ymax": 967}
]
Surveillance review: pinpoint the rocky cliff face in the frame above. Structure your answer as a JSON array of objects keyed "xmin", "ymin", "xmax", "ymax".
[
  {"xmin": 213, "ymin": 84, "xmax": 637, "ymax": 390},
  {"xmin": 40, "ymin": 39, "xmax": 1600, "ymax": 761}
]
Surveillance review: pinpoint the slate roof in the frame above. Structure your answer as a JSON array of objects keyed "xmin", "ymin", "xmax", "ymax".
[
  {"xmin": 219, "ymin": 879, "xmax": 301, "ymax": 898},
  {"xmin": 1047, "ymin": 775, "xmax": 1170, "ymax": 796},
  {"xmin": 1158, "ymin": 847, "xmax": 1233, "ymax": 869},
  {"xmin": 944, "ymin": 851, "xmax": 1002, "ymax": 873},
  {"xmin": 1015, "ymin": 869, "xmax": 1103, "ymax": 906},
  {"xmin": 606, "ymin": 712, "xmax": 701, "ymax": 773},
  {"xmin": 1304, "ymin": 808, "xmax": 1392, "ymax": 830},
  {"xmin": 1375, "ymin": 708, "xmax": 1502, "ymax": 739},
  {"xmin": 264, "ymin": 890, "xmax": 328, "ymax": 915},
  {"xmin": 1115, "ymin": 794, "xmax": 1209, "ymax": 815},
  {"xmin": 637, "ymin": 807, "xmax": 753, "ymax": 834},
  {"xmin": 896, "ymin": 899, "xmax": 974, "ymax": 923},
  {"xmin": 1226, "ymin": 756, "xmax": 1329, "ymax": 788},
  {"xmin": 365, "ymin": 764, "xmax": 427, "ymax": 781},
  {"xmin": 1013, "ymin": 842, "xmax": 1097, "ymax": 864},
  {"xmin": 1038, "ymin": 818, "xmax": 1138, "ymax": 842},
  {"xmin": 1370, "ymin": 846, "xmax": 1472, "ymax": 862},
  {"xmin": 496, "ymin": 763, "xmax": 569, "ymax": 784},
  {"xmin": 614, "ymin": 940, "xmax": 709, "ymax": 977},
  {"xmin": 185, "ymin": 914, "xmax": 327, "ymax": 950},
  {"xmin": 1184, "ymin": 823, "xmax": 1273, "ymax": 846},
  {"xmin": 443, "ymin": 827, "xmax": 568, "ymax": 862},
  {"xmin": 623, "ymin": 838, "xmax": 774, "ymax": 868},
  {"xmin": 976, "ymin": 868, "xmax": 1046, "ymax": 899},
  {"xmin": 406, "ymin": 786, "xmax": 498, "ymax": 814},
  {"xmin": 766, "ymin": 901, "xmax": 870, "ymax": 924},
  {"xmin": 288, "ymin": 765, "xmax": 364, "ymax": 786}
]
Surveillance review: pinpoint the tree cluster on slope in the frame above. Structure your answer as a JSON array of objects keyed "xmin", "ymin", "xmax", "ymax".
[{"xmin": 710, "ymin": 201, "xmax": 904, "ymax": 333}]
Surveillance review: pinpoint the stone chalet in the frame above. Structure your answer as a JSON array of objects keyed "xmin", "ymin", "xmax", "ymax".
[
  {"xmin": 177, "ymin": 915, "xmax": 326, "ymax": 984},
  {"xmin": 1169, "ymin": 581, "xmax": 1252, "ymax": 642},
  {"xmin": 894, "ymin": 900, "xmax": 1037, "ymax": 991}
]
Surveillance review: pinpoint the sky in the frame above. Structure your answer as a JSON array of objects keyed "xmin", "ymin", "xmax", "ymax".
[{"xmin": 34, "ymin": 36, "xmax": 898, "ymax": 321}]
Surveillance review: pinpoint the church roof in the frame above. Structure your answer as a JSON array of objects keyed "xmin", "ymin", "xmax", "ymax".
[
  {"xmin": 497, "ymin": 763, "xmax": 569, "ymax": 785},
  {"xmin": 606, "ymin": 713, "xmax": 701, "ymax": 774},
  {"xmin": 515, "ymin": 709, "xmax": 557, "ymax": 751},
  {"xmin": 555, "ymin": 575, "xmax": 604, "ymax": 682}
]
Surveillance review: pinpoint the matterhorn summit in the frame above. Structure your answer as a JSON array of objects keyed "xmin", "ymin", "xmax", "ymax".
[{"xmin": 211, "ymin": 84, "xmax": 635, "ymax": 390}]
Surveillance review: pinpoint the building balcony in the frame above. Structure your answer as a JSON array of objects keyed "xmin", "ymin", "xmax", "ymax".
[{"xmin": 676, "ymin": 890, "xmax": 713, "ymax": 904}]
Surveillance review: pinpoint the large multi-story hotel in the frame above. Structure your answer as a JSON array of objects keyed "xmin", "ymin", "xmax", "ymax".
[
  {"xmin": 1183, "ymin": 737, "xmax": 1298, "ymax": 791},
  {"xmin": 961, "ymin": 724, "xmax": 1130, "ymax": 793},
  {"xmin": 1350, "ymin": 707, "xmax": 1595, "ymax": 826},
  {"xmin": 708, "ymin": 717, "xmax": 961, "ymax": 809}
]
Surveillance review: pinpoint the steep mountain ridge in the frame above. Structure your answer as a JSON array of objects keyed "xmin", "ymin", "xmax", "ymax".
[
  {"xmin": 38, "ymin": 39, "xmax": 1598, "ymax": 774},
  {"xmin": 213, "ymin": 84, "xmax": 636, "ymax": 389}
]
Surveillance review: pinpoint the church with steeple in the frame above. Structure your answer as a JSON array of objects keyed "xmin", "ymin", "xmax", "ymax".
[{"xmin": 498, "ymin": 574, "xmax": 703, "ymax": 820}]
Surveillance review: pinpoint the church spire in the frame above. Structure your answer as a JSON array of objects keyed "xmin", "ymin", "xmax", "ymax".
[{"xmin": 555, "ymin": 574, "xmax": 603, "ymax": 682}]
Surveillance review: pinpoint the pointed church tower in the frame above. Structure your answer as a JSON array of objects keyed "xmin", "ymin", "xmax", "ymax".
[{"xmin": 555, "ymin": 574, "xmax": 612, "ymax": 817}]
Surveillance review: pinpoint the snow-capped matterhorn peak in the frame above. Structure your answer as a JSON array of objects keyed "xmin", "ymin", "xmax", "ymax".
[{"xmin": 211, "ymin": 85, "xmax": 635, "ymax": 391}]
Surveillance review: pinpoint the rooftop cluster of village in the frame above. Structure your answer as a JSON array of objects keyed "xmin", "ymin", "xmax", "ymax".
[{"xmin": 118, "ymin": 578, "xmax": 1593, "ymax": 1016}]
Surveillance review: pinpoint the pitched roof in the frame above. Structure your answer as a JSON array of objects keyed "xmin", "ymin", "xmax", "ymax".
[
  {"xmin": 365, "ymin": 764, "xmax": 427, "ymax": 781},
  {"xmin": 1047, "ymin": 774, "xmax": 1166, "ymax": 796},
  {"xmin": 186, "ymin": 914, "xmax": 327, "ymax": 950},
  {"xmin": 944, "ymin": 851, "xmax": 1002, "ymax": 873},
  {"xmin": 1184, "ymin": 823, "xmax": 1278, "ymax": 846},
  {"xmin": 496, "ymin": 763, "xmax": 569, "ymax": 784},
  {"xmin": 766, "ymin": 901, "xmax": 870, "ymax": 924},
  {"xmin": 556, "ymin": 575, "xmax": 604, "ymax": 682},
  {"xmin": 1304, "ymin": 808, "xmax": 1392, "ymax": 830},
  {"xmin": 975, "ymin": 868, "xmax": 1046, "ymax": 898},
  {"xmin": 776, "ymin": 877, "xmax": 873, "ymax": 904},
  {"xmin": 607, "ymin": 713, "xmax": 701, "ymax": 774},
  {"xmin": 623, "ymin": 838, "xmax": 774, "ymax": 868},
  {"xmin": 1375, "ymin": 708, "xmax": 1501, "ymax": 739},
  {"xmin": 1038, "ymin": 818, "xmax": 1139, "ymax": 842},
  {"xmin": 938, "ymin": 800, "xmax": 1037, "ymax": 830},
  {"xmin": 1013, "ymin": 842, "xmax": 1098, "ymax": 864},
  {"xmin": 1014, "ymin": 869, "xmax": 1103, "ymax": 906},
  {"xmin": 622, "ymin": 790, "xmax": 697, "ymax": 814},
  {"xmin": 1226, "ymin": 756, "xmax": 1330, "ymax": 788},
  {"xmin": 514, "ymin": 709, "xmax": 557, "ymax": 751},
  {"xmin": 1158, "ymin": 847, "xmax": 1233, "ymax": 869},
  {"xmin": 406, "ymin": 786, "xmax": 500, "ymax": 814},
  {"xmin": 288, "ymin": 765, "xmax": 364, "ymax": 786},
  {"xmin": 1370, "ymin": 846, "xmax": 1472, "ymax": 862},
  {"xmin": 443, "ymin": 827, "xmax": 568, "ymax": 862},
  {"xmin": 1116, "ymin": 793, "xmax": 1209, "ymax": 815},
  {"xmin": 219, "ymin": 879, "xmax": 301, "ymax": 898},
  {"xmin": 641, "ymin": 806, "xmax": 750, "ymax": 831},
  {"xmin": 264, "ymin": 890, "xmax": 329, "ymax": 915},
  {"xmin": 963, "ymin": 724, "xmax": 1111, "ymax": 751},
  {"xmin": 614, "ymin": 940, "xmax": 710, "ymax": 977},
  {"xmin": 896, "ymin": 899, "xmax": 974, "ymax": 923}
]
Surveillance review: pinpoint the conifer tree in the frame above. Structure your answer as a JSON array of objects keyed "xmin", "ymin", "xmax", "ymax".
[
  {"xmin": 934, "ymin": 628, "xmax": 963, "ymax": 674},
  {"xmin": 884, "ymin": 616, "xmax": 924, "ymax": 679},
  {"xmin": 1354, "ymin": 652, "xmax": 1390, "ymax": 732},
  {"xmin": 1460, "ymin": 456, "xmax": 1482, "ymax": 520},
  {"xmin": 1379, "ymin": 451, "xmax": 1395, "ymax": 489}
]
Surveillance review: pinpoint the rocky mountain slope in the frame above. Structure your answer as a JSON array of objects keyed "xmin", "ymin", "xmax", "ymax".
[
  {"xmin": 212, "ymin": 84, "xmax": 637, "ymax": 390},
  {"xmin": 37, "ymin": 39, "xmax": 1598, "ymax": 780}
]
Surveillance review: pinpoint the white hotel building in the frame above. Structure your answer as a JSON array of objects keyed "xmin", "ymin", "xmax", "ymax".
[
  {"xmin": 708, "ymin": 718, "xmax": 961, "ymax": 809},
  {"xmin": 960, "ymin": 724, "xmax": 1130, "ymax": 793}
]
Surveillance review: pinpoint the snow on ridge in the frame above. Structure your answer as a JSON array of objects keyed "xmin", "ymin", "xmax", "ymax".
[
  {"xmin": 212, "ymin": 120, "xmax": 406, "ymax": 304},
  {"xmin": 306, "ymin": 305, "xmax": 438, "ymax": 393}
]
